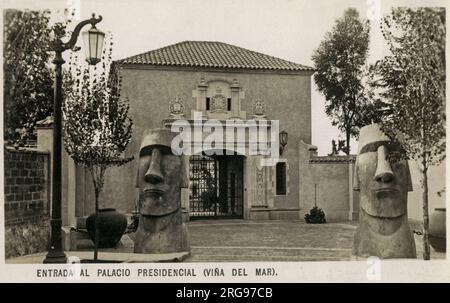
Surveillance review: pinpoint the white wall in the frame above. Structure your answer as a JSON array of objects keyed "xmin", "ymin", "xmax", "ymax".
[{"xmin": 408, "ymin": 161, "xmax": 446, "ymax": 221}]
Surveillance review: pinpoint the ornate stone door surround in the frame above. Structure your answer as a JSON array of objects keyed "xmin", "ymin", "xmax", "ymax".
[{"xmin": 192, "ymin": 77, "xmax": 246, "ymax": 120}]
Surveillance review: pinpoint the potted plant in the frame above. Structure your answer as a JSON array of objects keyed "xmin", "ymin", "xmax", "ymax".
[
  {"xmin": 305, "ymin": 206, "xmax": 327, "ymax": 224},
  {"xmin": 429, "ymin": 208, "xmax": 446, "ymax": 252}
]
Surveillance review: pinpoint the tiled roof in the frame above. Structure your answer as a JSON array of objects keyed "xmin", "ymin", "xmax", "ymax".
[
  {"xmin": 117, "ymin": 41, "xmax": 314, "ymax": 72},
  {"xmin": 309, "ymin": 155, "xmax": 356, "ymax": 163}
]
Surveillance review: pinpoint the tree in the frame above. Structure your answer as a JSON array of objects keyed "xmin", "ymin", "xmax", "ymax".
[
  {"xmin": 371, "ymin": 8, "xmax": 445, "ymax": 260},
  {"xmin": 3, "ymin": 9, "xmax": 54, "ymax": 145},
  {"xmin": 312, "ymin": 8, "xmax": 374, "ymax": 154},
  {"xmin": 63, "ymin": 35, "xmax": 133, "ymax": 261}
]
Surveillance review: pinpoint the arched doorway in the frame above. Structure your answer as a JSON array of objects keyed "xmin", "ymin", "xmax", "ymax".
[{"xmin": 189, "ymin": 151, "xmax": 244, "ymax": 219}]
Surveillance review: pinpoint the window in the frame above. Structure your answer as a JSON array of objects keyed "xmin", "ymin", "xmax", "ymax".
[
  {"xmin": 276, "ymin": 162, "xmax": 286, "ymax": 195},
  {"xmin": 206, "ymin": 97, "xmax": 211, "ymax": 111},
  {"xmin": 227, "ymin": 98, "xmax": 232, "ymax": 111}
]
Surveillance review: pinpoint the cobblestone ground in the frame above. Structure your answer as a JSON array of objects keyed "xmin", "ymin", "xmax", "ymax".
[
  {"xmin": 185, "ymin": 220, "xmax": 356, "ymax": 262},
  {"xmin": 185, "ymin": 219, "xmax": 445, "ymax": 262},
  {"xmin": 6, "ymin": 219, "xmax": 445, "ymax": 263}
]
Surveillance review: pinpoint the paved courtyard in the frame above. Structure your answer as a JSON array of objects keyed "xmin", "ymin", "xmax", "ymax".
[
  {"xmin": 185, "ymin": 220, "xmax": 356, "ymax": 262},
  {"xmin": 6, "ymin": 219, "xmax": 445, "ymax": 263}
]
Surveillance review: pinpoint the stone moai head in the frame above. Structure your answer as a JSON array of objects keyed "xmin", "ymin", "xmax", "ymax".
[
  {"xmin": 136, "ymin": 128, "xmax": 188, "ymax": 216},
  {"xmin": 354, "ymin": 124, "xmax": 413, "ymax": 218}
]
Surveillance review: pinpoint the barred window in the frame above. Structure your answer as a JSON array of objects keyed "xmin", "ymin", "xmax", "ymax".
[{"xmin": 276, "ymin": 162, "xmax": 286, "ymax": 195}]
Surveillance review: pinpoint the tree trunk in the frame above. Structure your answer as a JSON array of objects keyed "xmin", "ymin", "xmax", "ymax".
[
  {"xmin": 88, "ymin": 166, "xmax": 105, "ymax": 262},
  {"xmin": 345, "ymin": 130, "xmax": 351, "ymax": 155},
  {"xmin": 93, "ymin": 186, "xmax": 100, "ymax": 261},
  {"xmin": 418, "ymin": 82, "xmax": 430, "ymax": 260},
  {"xmin": 422, "ymin": 159, "xmax": 430, "ymax": 260}
]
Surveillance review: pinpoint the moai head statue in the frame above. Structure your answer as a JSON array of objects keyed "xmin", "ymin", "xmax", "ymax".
[
  {"xmin": 134, "ymin": 128, "xmax": 190, "ymax": 254},
  {"xmin": 354, "ymin": 124, "xmax": 412, "ymax": 218},
  {"xmin": 353, "ymin": 124, "xmax": 416, "ymax": 259},
  {"xmin": 136, "ymin": 128, "xmax": 188, "ymax": 216}
]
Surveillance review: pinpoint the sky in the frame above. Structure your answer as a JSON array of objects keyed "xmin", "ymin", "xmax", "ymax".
[{"xmin": 2, "ymin": 0, "xmax": 447, "ymax": 155}]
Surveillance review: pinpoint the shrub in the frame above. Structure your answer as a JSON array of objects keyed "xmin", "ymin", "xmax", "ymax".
[{"xmin": 305, "ymin": 206, "xmax": 327, "ymax": 224}]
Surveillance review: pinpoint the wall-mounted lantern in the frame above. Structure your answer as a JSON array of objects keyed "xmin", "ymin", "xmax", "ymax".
[{"xmin": 279, "ymin": 130, "xmax": 288, "ymax": 156}]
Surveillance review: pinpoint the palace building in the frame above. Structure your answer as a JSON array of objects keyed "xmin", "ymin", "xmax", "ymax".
[
  {"xmin": 5, "ymin": 41, "xmax": 444, "ymax": 255},
  {"xmin": 36, "ymin": 40, "xmax": 366, "ymax": 241},
  {"xmin": 101, "ymin": 40, "xmax": 318, "ymax": 221},
  {"xmin": 24, "ymin": 40, "xmax": 445, "ymax": 254}
]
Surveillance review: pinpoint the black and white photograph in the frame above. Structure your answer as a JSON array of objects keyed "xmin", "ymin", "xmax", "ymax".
[{"xmin": 0, "ymin": 0, "xmax": 448, "ymax": 283}]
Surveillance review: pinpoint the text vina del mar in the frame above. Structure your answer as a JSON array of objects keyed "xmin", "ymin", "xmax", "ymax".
[{"xmin": 35, "ymin": 266, "xmax": 278, "ymax": 279}]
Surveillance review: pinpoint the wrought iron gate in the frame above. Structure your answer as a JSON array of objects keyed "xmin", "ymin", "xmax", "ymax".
[{"xmin": 189, "ymin": 154, "xmax": 243, "ymax": 219}]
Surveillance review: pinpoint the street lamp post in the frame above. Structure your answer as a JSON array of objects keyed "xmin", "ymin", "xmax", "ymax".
[{"xmin": 44, "ymin": 14, "xmax": 105, "ymax": 264}]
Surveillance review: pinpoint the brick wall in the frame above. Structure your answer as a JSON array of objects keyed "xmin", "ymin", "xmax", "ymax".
[{"xmin": 4, "ymin": 147, "xmax": 50, "ymax": 225}]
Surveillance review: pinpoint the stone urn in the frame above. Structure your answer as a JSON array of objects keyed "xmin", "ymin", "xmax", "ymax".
[
  {"xmin": 429, "ymin": 208, "xmax": 446, "ymax": 252},
  {"xmin": 86, "ymin": 208, "xmax": 127, "ymax": 248}
]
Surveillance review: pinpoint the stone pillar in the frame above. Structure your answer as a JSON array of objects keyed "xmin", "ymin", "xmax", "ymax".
[
  {"xmin": 37, "ymin": 117, "xmax": 77, "ymax": 243},
  {"xmin": 36, "ymin": 117, "xmax": 54, "ymax": 212},
  {"xmin": 243, "ymin": 156, "xmax": 252, "ymax": 219},
  {"xmin": 181, "ymin": 156, "xmax": 190, "ymax": 222},
  {"xmin": 253, "ymin": 157, "xmax": 269, "ymax": 208},
  {"xmin": 298, "ymin": 140, "xmax": 315, "ymax": 217},
  {"xmin": 246, "ymin": 155, "xmax": 270, "ymax": 220},
  {"xmin": 254, "ymin": 156, "xmax": 268, "ymax": 207},
  {"xmin": 197, "ymin": 83, "xmax": 208, "ymax": 114},
  {"xmin": 349, "ymin": 160, "xmax": 360, "ymax": 221},
  {"xmin": 230, "ymin": 80, "xmax": 240, "ymax": 118},
  {"xmin": 36, "ymin": 125, "xmax": 54, "ymax": 152}
]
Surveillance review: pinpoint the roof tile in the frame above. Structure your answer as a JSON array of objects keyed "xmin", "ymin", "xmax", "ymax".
[
  {"xmin": 117, "ymin": 41, "xmax": 314, "ymax": 71},
  {"xmin": 309, "ymin": 155, "xmax": 356, "ymax": 163}
]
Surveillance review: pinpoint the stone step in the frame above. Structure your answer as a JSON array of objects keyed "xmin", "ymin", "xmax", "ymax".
[
  {"xmin": 187, "ymin": 246, "xmax": 351, "ymax": 262},
  {"xmin": 76, "ymin": 216, "xmax": 88, "ymax": 229},
  {"xmin": 70, "ymin": 213, "xmax": 138, "ymax": 251},
  {"xmin": 186, "ymin": 255, "xmax": 348, "ymax": 262},
  {"xmin": 74, "ymin": 229, "xmax": 90, "ymax": 239},
  {"xmin": 76, "ymin": 213, "xmax": 137, "ymax": 230},
  {"xmin": 67, "ymin": 229, "xmax": 91, "ymax": 251},
  {"xmin": 72, "ymin": 233, "xmax": 136, "ymax": 251},
  {"xmin": 76, "ymin": 238, "xmax": 95, "ymax": 250}
]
